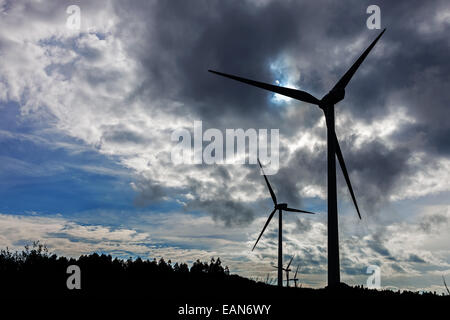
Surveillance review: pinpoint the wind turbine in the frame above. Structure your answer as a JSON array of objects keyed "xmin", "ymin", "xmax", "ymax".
[
  {"xmin": 284, "ymin": 255, "xmax": 294, "ymax": 287},
  {"xmin": 273, "ymin": 255, "xmax": 295, "ymax": 287},
  {"xmin": 443, "ymin": 275, "xmax": 450, "ymax": 296},
  {"xmin": 289, "ymin": 265, "xmax": 301, "ymax": 288},
  {"xmin": 272, "ymin": 255, "xmax": 294, "ymax": 287},
  {"xmin": 209, "ymin": 29, "xmax": 386, "ymax": 287},
  {"xmin": 253, "ymin": 159, "xmax": 315, "ymax": 287}
]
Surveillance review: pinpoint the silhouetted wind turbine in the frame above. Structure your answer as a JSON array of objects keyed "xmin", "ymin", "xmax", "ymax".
[
  {"xmin": 273, "ymin": 255, "xmax": 296, "ymax": 287},
  {"xmin": 443, "ymin": 275, "xmax": 450, "ymax": 295},
  {"xmin": 252, "ymin": 159, "xmax": 315, "ymax": 287},
  {"xmin": 284, "ymin": 255, "xmax": 294, "ymax": 287},
  {"xmin": 209, "ymin": 29, "xmax": 386, "ymax": 287},
  {"xmin": 289, "ymin": 265, "xmax": 301, "ymax": 288}
]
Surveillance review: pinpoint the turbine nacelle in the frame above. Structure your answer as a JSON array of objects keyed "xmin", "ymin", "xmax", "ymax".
[
  {"xmin": 320, "ymin": 88, "xmax": 345, "ymax": 108},
  {"xmin": 276, "ymin": 203, "xmax": 288, "ymax": 210}
]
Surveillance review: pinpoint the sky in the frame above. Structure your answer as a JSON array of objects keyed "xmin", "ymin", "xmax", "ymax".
[{"xmin": 0, "ymin": 0, "xmax": 449, "ymax": 293}]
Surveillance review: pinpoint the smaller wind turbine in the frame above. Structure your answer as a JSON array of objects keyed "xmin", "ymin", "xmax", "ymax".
[
  {"xmin": 253, "ymin": 159, "xmax": 316, "ymax": 287},
  {"xmin": 443, "ymin": 275, "xmax": 450, "ymax": 296},
  {"xmin": 289, "ymin": 265, "xmax": 301, "ymax": 288},
  {"xmin": 272, "ymin": 255, "xmax": 294, "ymax": 287},
  {"xmin": 284, "ymin": 255, "xmax": 294, "ymax": 287}
]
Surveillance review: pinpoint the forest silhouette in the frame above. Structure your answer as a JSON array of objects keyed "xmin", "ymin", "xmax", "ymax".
[{"xmin": 0, "ymin": 241, "xmax": 448, "ymax": 303}]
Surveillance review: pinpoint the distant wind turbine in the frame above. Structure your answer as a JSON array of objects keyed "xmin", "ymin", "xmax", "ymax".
[
  {"xmin": 253, "ymin": 159, "xmax": 315, "ymax": 287},
  {"xmin": 273, "ymin": 255, "xmax": 294, "ymax": 287},
  {"xmin": 289, "ymin": 265, "xmax": 301, "ymax": 288},
  {"xmin": 284, "ymin": 255, "xmax": 294, "ymax": 287},
  {"xmin": 443, "ymin": 275, "xmax": 450, "ymax": 295},
  {"xmin": 209, "ymin": 29, "xmax": 386, "ymax": 287}
]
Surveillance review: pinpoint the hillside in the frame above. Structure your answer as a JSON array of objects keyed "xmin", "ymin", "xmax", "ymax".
[{"xmin": 1, "ymin": 242, "xmax": 448, "ymax": 317}]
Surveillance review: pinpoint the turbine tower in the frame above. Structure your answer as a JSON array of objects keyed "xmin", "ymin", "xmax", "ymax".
[
  {"xmin": 253, "ymin": 159, "xmax": 315, "ymax": 287},
  {"xmin": 209, "ymin": 29, "xmax": 386, "ymax": 287}
]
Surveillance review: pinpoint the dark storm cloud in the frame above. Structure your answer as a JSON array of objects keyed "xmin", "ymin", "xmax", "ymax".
[
  {"xmin": 388, "ymin": 65, "xmax": 450, "ymax": 157},
  {"xmin": 341, "ymin": 259, "xmax": 366, "ymax": 276},
  {"xmin": 339, "ymin": 138, "xmax": 412, "ymax": 210},
  {"xmin": 290, "ymin": 246, "xmax": 327, "ymax": 274},
  {"xmin": 186, "ymin": 198, "xmax": 254, "ymax": 227},
  {"xmin": 111, "ymin": 0, "xmax": 449, "ymax": 222},
  {"xmin": 337, "ymin": 1, "xmax": 450, "ymax": 158},
  {"xmin": 364, "ymin": 229, "xmax": 397, "ymax": 260},
  {"xmin": 418, "ymin": 213, "xmax": 448, "ymax": 233},
  {"xmin": 408, "ymin": 254, "xmax": 425, "ymax": 263},
  {"xmin": 215, "ymin": 165, "xmax": 231, "ymax": 181},
  {"xmin": 367, "ymin": 239, "xmax": 392, "ymax": 258},
  {"xmin": 182, "ymin": 175, "xmax": 255, "ymax": 226},
  {"xmin": 295, "ymin": 218, "xmax": 312, "ymax": 233},
  {"xmin": 390, "ymin": 263, "xmax": 406, "ymax": 273},
  {"xmin": 247, "ymin": 144, "xmax": 328, "ymax": 208},
  {"xmin": 133, "ymin": 180, "xmax": 168, "ymax": 206},
  {"xmin": 113, "ymin": 0, "xmax": 324, "ymax": 129}
]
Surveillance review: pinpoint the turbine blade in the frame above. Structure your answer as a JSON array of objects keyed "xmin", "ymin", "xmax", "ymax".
[
  {"xmin": 286, "ymin": 255, "xmax": 294, "ymax": 269},
  {"xmin": 294, "ymin": 265, "xmax": 300, "ymax": 278},
  {"xmin": 323, "ymin": 112, "xmax": 361, "ymax": 219},
  {"xmin": 208, "ymin": 70, "xmax": 321, "ymax": 105},
  {"xmin": 284, "ymin": 207, "xmax": 315, "ymax": 214},
  {"xmin": 332, "ymin": 29, "xmax": 386, "ymax": 91},
  {"xmin": 334, "ymin": 133, "xmax": 362, "ymax": 219},
  {"xmin": 258, "ymin": 158, "xmax": 277, "ymax": 205},
  {"xmin": 252, "ymin": 208, "xmax": 277, "ymax": 251}
]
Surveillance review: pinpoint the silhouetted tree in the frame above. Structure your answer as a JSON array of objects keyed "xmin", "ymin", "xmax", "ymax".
[
  {"xmin": 224, "ymin": 266, "xmax": 230, "ymax": 276},
  {"xmin": 191, "ymin": 259, "xmax": 208, "ymax": 274},
  {"xmin": 209, "ymin": 257, "xmax": 224, "ymax": 274}
]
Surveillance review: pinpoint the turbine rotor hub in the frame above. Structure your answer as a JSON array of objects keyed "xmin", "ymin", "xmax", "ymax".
[
  {"xmin": 276, "ymin": 203, "xmax": 288, "ymax": 209},
  {"xmin": 320, "ymin": 88, "xmax": 345, "ymax": 107}
]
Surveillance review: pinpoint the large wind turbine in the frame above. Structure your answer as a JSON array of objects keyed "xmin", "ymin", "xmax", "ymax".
[
  {"xmin": 209, "ymin": 29, "xmax": 386, "ymax": 287},
  {"xmin": 253, "ymin": 159, "xmax": 315, "ymax": 287}
]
